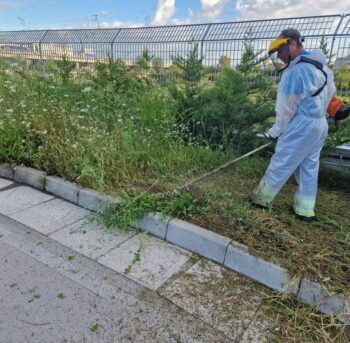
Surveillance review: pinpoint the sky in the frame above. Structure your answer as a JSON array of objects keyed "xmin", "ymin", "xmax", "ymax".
[{"xmin": 0, "ymin": 0, "xmax": 348, "ymax": 31}]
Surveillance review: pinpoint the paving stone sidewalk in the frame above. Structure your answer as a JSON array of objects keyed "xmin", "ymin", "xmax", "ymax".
[{"xmin": 0, "ymin": 178, "xmax": 277, "ymax": 342}]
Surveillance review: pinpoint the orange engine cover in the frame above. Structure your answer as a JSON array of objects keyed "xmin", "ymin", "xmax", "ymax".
[{"xmin": 327, "ymin": 97, "xmax": 345, "ymax": 117}]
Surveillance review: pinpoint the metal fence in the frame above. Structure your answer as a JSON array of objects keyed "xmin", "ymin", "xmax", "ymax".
[{"xmin": 0, "ymin": 14, "xmax": 350, "ymax": 90}]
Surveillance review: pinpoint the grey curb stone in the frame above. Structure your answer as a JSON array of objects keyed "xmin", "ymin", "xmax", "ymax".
[
  {"xmin": 224, "ymin": 242, "xmax": 299, "ymax": 293},
  {"xmin": 4, "ymin": 164, "xmax": 348, "ymax": 322},
  {"xmin": 297, "ymin": 278, "xmax": 328, "ymax": 305},
  {"xmin": 0, "ymin": 163, "xmax": 14, "ymax": 180},
  {"xmin": 45, "ymin": 176, "xmax": 79, "ymax": 204},
  {"xmin": 316, "ymin": 293, "xmax": 350, "ymax": 324},
  {"xmin": 78, "ymin": 188, "xmax": 121, "ymax": 212},
  {"xmin": 133, "ymin": 212, "xmax": 171, "ymax": 240},
  {"xmin": 341, "ymin": 302, "xmax": 350, "ymax": 324},
  {"xmin": 166, "ymin": 219, "xmax": 231, "ymax": 264},
  {"xmin": 316, "ymin": 293, "xmax": 345, "ymax": 315},
  {"xmin": 14, "ymin": 166, "xmax": 46, "ymax": 190}
]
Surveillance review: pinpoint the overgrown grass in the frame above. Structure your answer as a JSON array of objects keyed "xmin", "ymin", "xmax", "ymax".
[
  {"xmin": 190, "ymin": 155, "xmax": 350, "ymax": 290},
  {"xmin": 93, "ymin": 190, "xmax": 203, "ymax": 232},
  {"xmin": 1, "ymin": 57, "xmax": 349, "ymax": 291},
  {"xmin": 0, "ymin": 58, "xmax": 236, "ymax": 192}
]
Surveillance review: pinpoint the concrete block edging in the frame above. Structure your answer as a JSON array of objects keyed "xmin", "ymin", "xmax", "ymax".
[
  {"xmin": 0, "ymin": 163, "xmax": 15, "ymax": 180},
  {"xmin": 45, "ymin": 176, "xmax": 80, "ymax": 204},
  {"xmin": 14, "ymin": 166, "xmax": 46, "ymax": 190},
  {"xmin": 1, "ymin": 163, "xmax": 348, "ymax": 323}
]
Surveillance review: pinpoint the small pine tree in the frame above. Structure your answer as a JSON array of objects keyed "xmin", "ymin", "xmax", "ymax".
[
  {"xmin": 319, "ymin": 35, "xmax": 336, "ymax": 65},
  {"xmin": 152, "ymin": 57, "xmax": 165, "ymax": 74},
  {"xmin": 237, "ymin": 39, "xmax": 266, "ymax": 75},
  {"xmin": 136, "ymin": 49, "xmax": 153, "ymax": 70},
  {"xmin": 173, "ymin": 43, "xmax": 205, "ymax": 86},
  {"xmin": 55, "ymin": 56, "xmax": 76, "ymax": 83},
  {"xmin": 219, "ymin": 55, "xmax": 231, "ymax": 71}
]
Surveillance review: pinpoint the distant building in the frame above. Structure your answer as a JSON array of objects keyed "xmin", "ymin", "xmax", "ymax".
[
  {"xmin": 0, "ymin": 43, "xmax": 34, "ymax": 53},
  {"xmin": 41, "ymin": 44, "xmax": 74, "ymax": 58},
  {"xmin": 334, "ymin": 56, "xmax": 350, "ymax": 70}
]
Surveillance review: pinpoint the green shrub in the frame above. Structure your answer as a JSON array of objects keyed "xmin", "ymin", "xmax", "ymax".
[{"xmin": 172, "ymin": 69, "xmax": 275, "ymax": 151}]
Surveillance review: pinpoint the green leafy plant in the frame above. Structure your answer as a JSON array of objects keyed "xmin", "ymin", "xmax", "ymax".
[
  {"xmin": 95, "ymin": 190, "xmax": 204, "ymax": 232},
  {"xmin": 124, "ymin": 246, "xmax": 142, "ymax": 275},
  {"xmin": 176, "ymin": 69, "xmax": 275, "ymax": 151},
  {"xmin": 237, "ymin": 36, "xmax": 267, "ymax": 75},
  {"xmin": 55, "ymin": 56, "xmax": 76, "ymax": 83},
  {"xmin": 136, "ymin": 48, "xmax": 153, "ymax": 70},
  {"xmin": 90, "ymin": 323, "xmax": 100, "ymax": 333},
  {"xmin": 173, "ymin": 43, "xmax": 205, "ymax": 86}
]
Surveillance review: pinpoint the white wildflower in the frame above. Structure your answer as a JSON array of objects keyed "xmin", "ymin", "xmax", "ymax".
[{"xmin": 82, "ymin": 87, "xmax": 92, "ymax": 93}]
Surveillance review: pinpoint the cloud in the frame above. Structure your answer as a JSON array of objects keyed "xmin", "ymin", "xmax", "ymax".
[
  {"xmin": 152, "ymin": 0, "xmax": 176, "ymax": 25},
  {"xmin": 199, "ymin": 0, "xmax": 229, "ymax": 20},
  {"xmin": 151, "ymin": 0, "xmax": 230, "ymax": 26},
  {"xmin": 236, "ymin": 0, "xmax": 349, "ymax": 20},
  {"xmin": 99, "ymin": 21, "xmax": 143, "ymax": 28},
  {"xmin": 80, "ymin": 20, "xmax": 143, "ymax": 29},
  {"xmin": 0, "ymin": 1, "xmax": 16, "ymax": 9},
  {"xmin": 99, "ymin": 10, "xmax": 110, "ymax": 17}
]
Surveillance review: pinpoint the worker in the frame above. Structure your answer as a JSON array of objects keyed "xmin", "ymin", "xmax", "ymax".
[{"xmin": 251, "ymin": 28, "xmax": 336, "ymax": 221}]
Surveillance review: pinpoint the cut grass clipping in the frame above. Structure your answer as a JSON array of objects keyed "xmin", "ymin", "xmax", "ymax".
[
  {"xmin": 262, "ymin": 292, "xmax": 350, "ymax": 343},
  {"xmin": 94, "ymin": 190, "xmax": 204, "ymax": 232}
]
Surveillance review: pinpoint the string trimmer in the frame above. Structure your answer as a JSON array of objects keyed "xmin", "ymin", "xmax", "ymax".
[{"xmin": 177, "ymin": 141, "xmax": 272, "ymax": 198}]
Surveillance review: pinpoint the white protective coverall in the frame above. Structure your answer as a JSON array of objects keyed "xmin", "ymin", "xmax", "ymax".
[{"xmin": 252, "ymin": 49, "xmax": 336, "ymax": 217}]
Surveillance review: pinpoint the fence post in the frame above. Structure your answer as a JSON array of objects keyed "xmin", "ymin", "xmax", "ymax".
[
  {"xmin": 38, "ymin": 30, "xmax": 49, "ymax": 60},
  {"xmin": 200, "ymin": 24, "xmax": 212, "ymax": 61},
  {"xmin": 111, "ymin": 29, "xmax": 122, "ymax": 60},
  {"xmin": 329, "ymin": 15, "xmax": 345, "ymax": 65}
]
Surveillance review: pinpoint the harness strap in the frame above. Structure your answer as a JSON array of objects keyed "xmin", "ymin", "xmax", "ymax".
[{"xmin": 297, "ymin": 56, "xmax": 328, "ymax": 97}]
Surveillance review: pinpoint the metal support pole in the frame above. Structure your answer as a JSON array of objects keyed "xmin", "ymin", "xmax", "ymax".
[
  {"xmin": 111, "ymin": 29, "xmax": 122, "ymax": 60},
  {"xmin": 329, "ymin": 15, "xmax": 344, "ymax": 65},
  {"xmin": 38, "ymin": 30, "xmax": 49, "ymax": 60},
  {"xmin": 200, "ymin": 24, "xmax": 212, "ymax": 61}
]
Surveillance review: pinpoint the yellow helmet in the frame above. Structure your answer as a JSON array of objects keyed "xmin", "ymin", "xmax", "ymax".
[{"xmin": 268, "ymin": 38, "xmax": 289, "ymax": 55}]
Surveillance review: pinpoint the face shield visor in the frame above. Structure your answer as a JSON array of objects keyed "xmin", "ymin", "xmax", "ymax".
[{"xmin": 268, "ymin": 38, "xmax": 291, "ymax": 73}]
